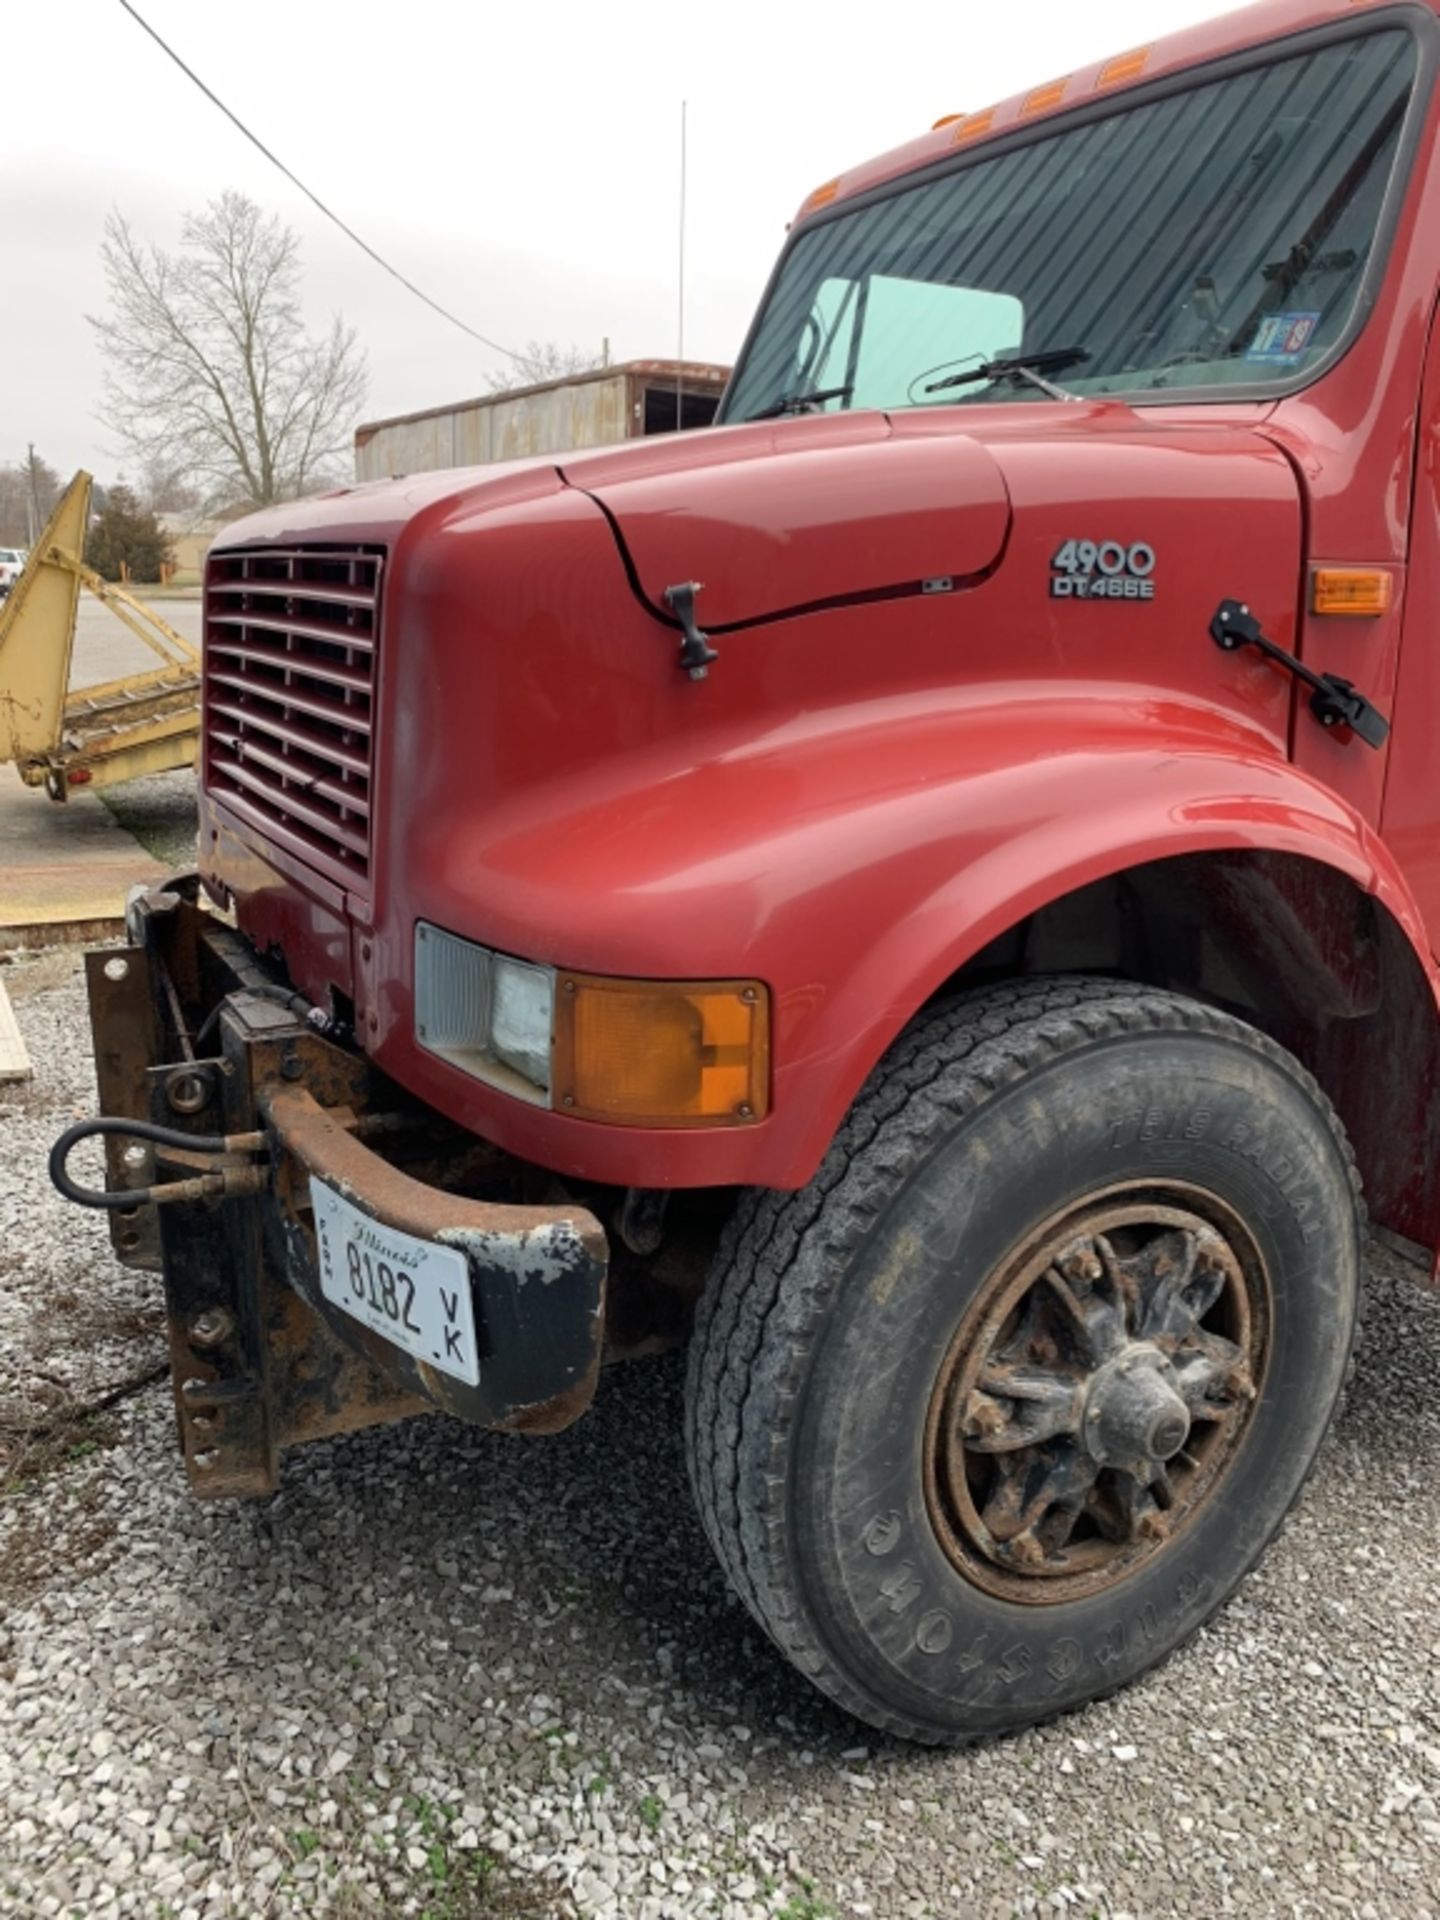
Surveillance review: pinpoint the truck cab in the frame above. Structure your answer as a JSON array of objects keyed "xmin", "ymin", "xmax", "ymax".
[{"xmin": 56, "ymin": 0, "xmax": 1440, "ymax": 1744}]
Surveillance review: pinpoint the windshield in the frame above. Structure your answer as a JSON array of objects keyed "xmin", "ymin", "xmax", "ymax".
[{"xmin": 725, "ymin": 28, "xmax": 1419, "ymax": 420}]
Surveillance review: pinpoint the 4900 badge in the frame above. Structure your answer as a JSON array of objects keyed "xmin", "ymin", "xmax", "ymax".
[{"xmin": 1051, "ymin": 539, "xmax": 1157, "ymax": 601}]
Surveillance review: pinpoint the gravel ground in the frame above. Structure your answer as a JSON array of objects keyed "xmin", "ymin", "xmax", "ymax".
[
  {"xmin": 97, "ymin": 769, "xmax": 200, "ymax": 872},
  {"xmin": 3, "ymin": 950, "xmax": 1440, "ymax": 1919}
]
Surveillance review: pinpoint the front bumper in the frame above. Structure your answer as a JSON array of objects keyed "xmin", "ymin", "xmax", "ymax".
[{"xmin": 79, "ymin": 881, "xmax": 608, "ymax": 1497}]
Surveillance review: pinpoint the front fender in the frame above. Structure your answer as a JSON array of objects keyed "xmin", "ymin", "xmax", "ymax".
[
  {"xmin": 783, "ymin": 695, "xmax": 1438, "ymax": 1187},
  {"xmin": 399, "ymin": 682, "xmax": 1439, "ymax": 1192}
]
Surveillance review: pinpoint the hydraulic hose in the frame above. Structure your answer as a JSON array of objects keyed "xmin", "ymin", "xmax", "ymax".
[{"xmin": 49, "ymin": 1116, "xmax": 258, "ymax": 1210}]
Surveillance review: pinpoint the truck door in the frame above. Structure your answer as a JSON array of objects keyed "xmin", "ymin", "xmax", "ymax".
[{"xmin": 1379, "ymin": 296, "xmax": 1440, "ymax": 955}]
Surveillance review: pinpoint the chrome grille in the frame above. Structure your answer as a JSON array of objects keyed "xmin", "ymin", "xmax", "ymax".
[{"xmin": 203, "ymin": 545, "xmax": 383, "ymax": 887}]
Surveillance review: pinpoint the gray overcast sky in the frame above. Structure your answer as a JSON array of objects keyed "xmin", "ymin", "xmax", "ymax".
[{"xmin": 2, "ymin": 0, "xmax": 1227, "ymax": 484}]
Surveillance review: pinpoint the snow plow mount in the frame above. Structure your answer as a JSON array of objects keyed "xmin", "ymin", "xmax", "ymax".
[{"xmin": 71, "ymin": 881, "xmax": 609, "ymax": 1498}]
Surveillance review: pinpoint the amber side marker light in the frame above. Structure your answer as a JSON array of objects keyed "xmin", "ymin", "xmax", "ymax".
[
  {"xmin": 1312, "ymin": 569, "xmax": 1393, "ymax": 617},
  {"xmin": 553, "ymin": 975, "xmax": 771, "ymax": 1128}
]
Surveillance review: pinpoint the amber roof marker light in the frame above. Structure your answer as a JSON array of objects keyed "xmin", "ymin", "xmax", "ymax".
[
  {"xmin": 1023, "ymin": 79, "xmax": 1071, "ymax": 116},
  {"xmin": 1097, "ymin": 47, "xmax": 1152, "ymax": 88},
  {"xmin": 951, "ymin": 110, "xmax": 997, "ymax": 146},
  {"xmin": 803, "ymin": 180, "xmax": 841, "ymax": 214}
]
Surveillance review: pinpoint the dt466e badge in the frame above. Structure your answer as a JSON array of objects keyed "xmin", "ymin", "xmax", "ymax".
[{"xmin": 1051, "ymin": 539, "xmax": 1157, "ymax": 601}]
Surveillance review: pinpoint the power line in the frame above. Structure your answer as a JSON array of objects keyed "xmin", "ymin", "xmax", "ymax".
[{"xmin": 117, "ymin": 0, "xmax": 524, "ymax": 364}]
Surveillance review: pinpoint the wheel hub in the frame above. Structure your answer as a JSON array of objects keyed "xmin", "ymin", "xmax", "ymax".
[
  {"xmin": 1083, "ymin": 1346, "xmax": 1192, "ymax": 1472},
  {"xmin": 924, "ymin": 1189, "xmax": 1269, "ymax": 1603}
]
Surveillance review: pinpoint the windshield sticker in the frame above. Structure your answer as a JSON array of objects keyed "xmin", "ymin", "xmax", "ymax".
[{"xmin": 1247, "ymin": 313, "xmax": 1322, "ymax": 365}]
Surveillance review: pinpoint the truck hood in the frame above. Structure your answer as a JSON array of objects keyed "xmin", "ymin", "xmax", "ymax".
[
  {"xmin": 215, "ymin": 412, "xmax": 1011, "ymax": 632},
  {"xmin": 217, "ymin": 401, "xmax": 1286, "ymax": 635},
  {"xmin": 559, "ymin": 411, "xmax": 1012, "ymax": 630}
]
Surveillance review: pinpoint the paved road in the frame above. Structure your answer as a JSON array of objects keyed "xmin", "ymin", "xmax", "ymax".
[
  {"xmin": 62, "ymin": 596, "xmax": 204, "ymax": 871},
  {"xmin": 70, "ymin": 594, "xmax": 202, "ymax": 689},
  {"xmin": 3, "ymin": 952, "xmax": 1440, "ymax": 1920}
]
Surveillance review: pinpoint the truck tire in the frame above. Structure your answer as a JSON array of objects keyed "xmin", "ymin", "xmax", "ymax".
[{"xmin": 684, "ymin": 977, "xmax": 1362, "ymax": 1744}]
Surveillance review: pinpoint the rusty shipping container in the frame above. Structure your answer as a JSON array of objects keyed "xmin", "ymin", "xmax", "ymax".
[{"xmin": 353, "ymin": 360, "xmax": 731, "ymax": 481}]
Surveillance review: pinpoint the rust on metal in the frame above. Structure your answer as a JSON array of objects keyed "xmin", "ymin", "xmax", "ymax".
[
  {"xmin": 265, "ymin": 1083, "xmax": 609, "ymax": 1437},
  {"xmin": 267, "ymin": 1083, "xmax": 603, "ymax": 1256},
  {"xmin": 353, "ymin": 361, "xmax": 732, "ymax": 480},
  {"xmin": 0, "ymin": 472, "xmax": 201, "ymax": 797},
  {"xmin": 80, "ymin": 888, "xmax": 612, "ymax": 1496},
  {"xmin": 85, "ymin": 943, "xmax": 165, "ymax": 1270},
  {"xmin": 924, "ymin": 1185, "xmax": 1271, "ymax": 1604}
]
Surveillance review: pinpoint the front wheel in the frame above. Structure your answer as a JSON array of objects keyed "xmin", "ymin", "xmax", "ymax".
[{"xmin": 684, "ymin": 978, "xmax": 1361, "ymax": 1744}]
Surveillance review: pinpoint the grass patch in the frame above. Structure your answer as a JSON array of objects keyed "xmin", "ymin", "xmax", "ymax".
[
  {"xmin": 0, "ymin": 1404, "xmax": 119, "ymax": 1499},
  {"xmin": 776, "ymin": 1880, "xmax": 838, "ymax": 1920},
  {"xmin": 0, "ymin": 1403, "xmax": 120, "ymax": 1611},
  {"xmin": 0, "ymin": 949, "xmax": 78, "ymax": 1001}
]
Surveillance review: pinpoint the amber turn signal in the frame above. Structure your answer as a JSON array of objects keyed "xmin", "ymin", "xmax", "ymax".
[
  {"xmin": 1312, "ymin": 569, "xmax": 1393, "ymax": 617},
  {"xmin": 553, "ymin": 975, "xmax": 770, "ymax": 1128}
]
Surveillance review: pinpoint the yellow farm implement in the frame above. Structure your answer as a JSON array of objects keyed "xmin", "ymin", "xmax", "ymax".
[{"xmin": 0, "ymin": 471, "xmax": 200, "ymax": 801}]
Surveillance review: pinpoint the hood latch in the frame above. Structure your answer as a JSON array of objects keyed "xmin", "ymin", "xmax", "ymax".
[
  {"xmin": 1211, "ymin": 600, "xmax": 1389, "ymax": 750},
  {"xmin": 664, "ymin": 581, "xmax": 720, "ymax": 681}
]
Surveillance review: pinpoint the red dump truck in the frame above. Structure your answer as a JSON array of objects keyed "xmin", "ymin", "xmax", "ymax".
[{"xmin": 51, "ymin": 0, "xmax": 1440, "ymax": 1743}]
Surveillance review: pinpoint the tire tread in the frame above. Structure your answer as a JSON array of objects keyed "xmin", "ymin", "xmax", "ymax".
[{"xmin": 682, "ymin": 975, "xmax": 1363, "ymax": 1745}]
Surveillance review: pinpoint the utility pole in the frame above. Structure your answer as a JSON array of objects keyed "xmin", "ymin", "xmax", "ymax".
[
  {"xmin": 26, "ymin": 443, "xmax": 40, "ymax": 546},
  {"xmin": 676, "ymin": 100, "xmax": 688, "ymax": 433}
]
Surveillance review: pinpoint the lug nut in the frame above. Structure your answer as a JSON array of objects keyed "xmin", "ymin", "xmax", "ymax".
[
  {"xmin": 964, "ymin": 1392, "xmax": 1009, "ymax": 1440},
  {"xmin": 1065, "ymin": 1249, "xmax": 1103, "ymax": 1285},
  {"xmin": 1224, "ymin": 1365, "xmax": 1257, "ymax": 1403}
]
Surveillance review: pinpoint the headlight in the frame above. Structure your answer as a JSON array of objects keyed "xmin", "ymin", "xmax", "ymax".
[
  {"xmin": 414, "ymin": 923, "xmax": 769, "ymax": 1126},
  {"xmin": 414, "ymin": 923, "xmax": 553, "ymax": 1105},
  {"xmin": 489, "ymin": 955, "xmax": 554, "ymax": 1089}
]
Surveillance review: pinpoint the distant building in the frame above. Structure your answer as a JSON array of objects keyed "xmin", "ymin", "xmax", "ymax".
[
  {"xmin": 354, "ymin": 360, "xmax": 731, "ymax": 482},
  {"xmin": 158, "ymin": 507, "xmax": 249, "ymax": 582}
]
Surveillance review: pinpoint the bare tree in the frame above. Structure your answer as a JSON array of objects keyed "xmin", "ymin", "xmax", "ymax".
[
  {"xmin": 91, "ymin": 191, "xmax": 368, "ymax": 511},
  {"xmin": 134, "ymin": 452, "xmax": 201, "ymax": 519},
  {"xmin": 484, "ymin": 340, "xmax": 609, "ymax": 394},
  {"xmin": 0, "ymin": 451, "xmax": 61, "ymax": 547}
]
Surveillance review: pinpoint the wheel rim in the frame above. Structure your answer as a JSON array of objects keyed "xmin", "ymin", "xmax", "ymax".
[{"xmin": 924, "ymin": 1185, "xmax": 1271, "ymax": 1605}]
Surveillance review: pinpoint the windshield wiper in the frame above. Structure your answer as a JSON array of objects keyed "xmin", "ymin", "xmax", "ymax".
[
  {"xmin": 925, "ymin": 347, "xmax": 1090, "ymax": 400},
  {"xmin": 748, "ymin": 384, "xmax": 855, "ymax": 420}
]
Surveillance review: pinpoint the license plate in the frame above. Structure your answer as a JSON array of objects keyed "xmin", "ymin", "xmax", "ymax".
[{"xmin": 312, "ymin": 1179, "xmax": 480, "ymax": 1387}]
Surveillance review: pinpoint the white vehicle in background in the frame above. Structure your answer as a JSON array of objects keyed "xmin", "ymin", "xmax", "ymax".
[{"xmin": 0, "ymin": 548, "xmax": 27, "ymax": 597}]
